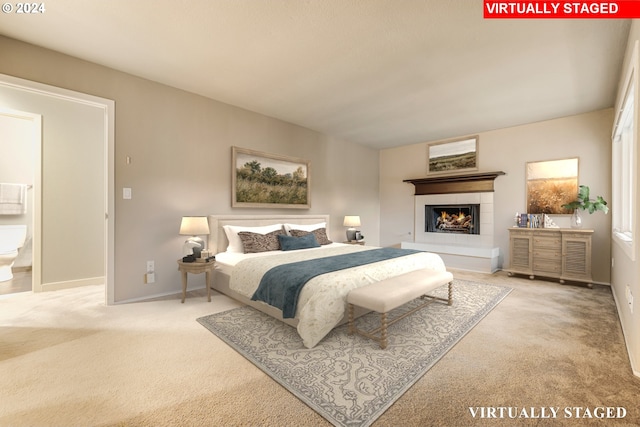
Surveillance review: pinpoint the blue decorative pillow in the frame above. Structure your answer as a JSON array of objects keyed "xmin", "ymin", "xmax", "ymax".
[{"xmin": 278, "ymin": 233, "xmax": 320, "ymax": 251}]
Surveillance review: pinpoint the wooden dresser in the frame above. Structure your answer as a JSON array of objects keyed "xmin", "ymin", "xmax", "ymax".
[{"xmin": 506, "ymin": 227, "xmax": 593, "ymax": 287}]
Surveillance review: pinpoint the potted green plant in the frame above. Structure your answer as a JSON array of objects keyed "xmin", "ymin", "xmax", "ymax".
[{"xmin": 562, "ymin": 185, "xmax": 609, "ymax": 228}]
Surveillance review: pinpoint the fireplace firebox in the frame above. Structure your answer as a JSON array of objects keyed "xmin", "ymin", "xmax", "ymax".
[{"xmin": 425, "ymin": 204, "xmax": 480, "ymax": 234}]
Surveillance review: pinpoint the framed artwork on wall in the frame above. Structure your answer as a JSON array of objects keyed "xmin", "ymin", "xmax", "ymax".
[
  {"xmin": 232, "ymin": 146, "xmax": 311, "ymax": 209},
  {"xmin": 526, "ymin": 157, "xmax": 578, "ymax": 214},
  {"xmin": 427, "ymin": 136, "xmax": 478, "ymax": 175}
]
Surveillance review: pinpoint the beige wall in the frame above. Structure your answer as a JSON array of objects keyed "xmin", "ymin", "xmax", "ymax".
[
  {"xmin": 611, "ymin": 20, "xmax": 640, "ymax": 376},
  {"xmin": 380, "ymin": 109, "xmax": 613, "ymax": 284},
  {"xmin": 0, "ymin": 36, "xmax": 380, "ymax": 302}
]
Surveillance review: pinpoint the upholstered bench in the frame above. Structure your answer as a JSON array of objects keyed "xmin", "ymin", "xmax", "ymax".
[{"xmin": 347, "ymin": 268, "xmax": 454, "ymax": 349}]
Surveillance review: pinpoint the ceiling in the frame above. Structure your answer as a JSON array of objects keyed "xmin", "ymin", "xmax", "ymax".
[{"xmin": 0, "ymin": 1, "xmax": 631, "ymax": 149}]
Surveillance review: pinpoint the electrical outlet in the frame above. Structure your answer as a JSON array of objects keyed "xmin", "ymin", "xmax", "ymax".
[
  {"xmin": 611, "ymin": 257, "xmax": 615, "ymax": 268},
  {"xmin": 145, "ymin": 273, "xmax": 155, "ymax": 284},
  {"xmin": 146, "ymin": 260, "xmax": 154, "ymax": 273},
  {"xmin": 627, "ymin": 285, "xmax": 633, "ymax": 314}
]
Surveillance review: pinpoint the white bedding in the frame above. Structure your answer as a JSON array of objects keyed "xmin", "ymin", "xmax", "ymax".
[
  {"xmin": 226, "ymin": 245, "xmax": 447, "ymax": 348},
  {"xmin": 215, "ymin": 242, "xmax": 348, "ymax": 274}
]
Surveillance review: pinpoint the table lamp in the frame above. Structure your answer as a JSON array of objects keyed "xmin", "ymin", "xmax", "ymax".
[
  {"xmin": 179, "ymin": 216, "xmax": 210, "ymax": 258},
  {"xmin": 343, "ymin": 215, "xmax": 361, "ymax": 242}
]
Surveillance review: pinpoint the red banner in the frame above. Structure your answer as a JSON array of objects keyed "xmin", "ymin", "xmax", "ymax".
[{"xmin": 484, "ymin": 1, "xmax": 640, "ymax": 18}]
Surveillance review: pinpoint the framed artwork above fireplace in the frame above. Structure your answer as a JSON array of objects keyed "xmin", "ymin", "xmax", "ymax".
[{"xmin": 427, "ymin": 136, "xmax": 478, "ymax": 175}]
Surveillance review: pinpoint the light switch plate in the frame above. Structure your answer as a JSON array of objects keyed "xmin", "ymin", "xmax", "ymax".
[{"xmin": 123, "ymin": 187, "xmax": 132, "ymax": 199}]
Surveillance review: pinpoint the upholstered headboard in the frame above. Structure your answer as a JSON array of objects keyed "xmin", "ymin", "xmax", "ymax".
[{"xmin": 207, "ymin": 214, "xmax": 331, "ymax": 255}]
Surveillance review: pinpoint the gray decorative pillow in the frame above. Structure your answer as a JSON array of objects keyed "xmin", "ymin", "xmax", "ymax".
[
  {"xmin": 289, "ymin": 228, "xmax": 332, "ymax": 245},
  {"xmin": 238, "ymin": 229, "xmax": 284, "ymax": 253}
]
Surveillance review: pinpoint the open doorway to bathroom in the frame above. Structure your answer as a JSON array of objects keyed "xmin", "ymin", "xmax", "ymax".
[
  {"xmin": 0, "ymin": 74, "xmax": 114, "ymax": 304},
  {"xmin": 0, "ymin": 108, "xmax": 41, "ymax": 296}
]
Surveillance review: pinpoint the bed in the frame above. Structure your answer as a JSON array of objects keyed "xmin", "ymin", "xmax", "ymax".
[{"xmin": 207, "ymin": 214, "xmax": 448, "ymax": 348}]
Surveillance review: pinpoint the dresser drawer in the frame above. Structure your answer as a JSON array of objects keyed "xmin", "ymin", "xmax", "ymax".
[
  {"xmin": 533, "ymin": 236, "xmax": 561, "ymax": 249},
  {"xmin": 533, "ymin": 249, "xmax": 561, "ymax": 259},
  {"xmin": 533, "ymin": 259, "xmax": 562, "ymax": 274}
]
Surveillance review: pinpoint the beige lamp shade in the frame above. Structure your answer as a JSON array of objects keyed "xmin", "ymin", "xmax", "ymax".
[
  {"xmin": 343, "ymin": 215, "xmax": 361, "ymax": 241},
  {"xmin": 179, "ymin": 216, "xmax": 210, "ymax": 236},
  {"xmin": 343, "ymin": 216, "xmax": 361, "ymax": 227},
  {"xmin": 179, "ymin": 217, "xmax": 209, "ymax": 258}
]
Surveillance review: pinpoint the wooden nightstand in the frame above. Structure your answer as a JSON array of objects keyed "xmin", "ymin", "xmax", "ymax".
[
  {"xmin": 177, "ymin": 259, "xmax": 215, "ymax": 303},
  {"xmin": 343, "ymin": 240, "xmax": 365, "ymax": 246}
]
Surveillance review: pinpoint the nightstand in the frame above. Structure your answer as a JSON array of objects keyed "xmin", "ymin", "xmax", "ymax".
[
  {"xmin": 177, "ymin": 259, "xmax": 215, "ymax": 303},
  {"xmin": 343, "ymin": 240, "xmax": 365, "ymax": 245}
]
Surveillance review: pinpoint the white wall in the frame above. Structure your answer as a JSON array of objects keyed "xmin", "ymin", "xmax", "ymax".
[{"xmin": 380, "ymin": 109, "xmax": 613, "ymax": 284}]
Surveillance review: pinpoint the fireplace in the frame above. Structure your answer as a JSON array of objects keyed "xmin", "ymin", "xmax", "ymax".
[
  {"xmin": 402, "ymin": 172, "xmax": 505, "ymax": 273},
  {"xmin": 425, "ymin": 204, "xmax": 480, "ymax": 235},
  {"xmin": 404, "ymin": 193, "xmax": 499, "ymax": 273}
]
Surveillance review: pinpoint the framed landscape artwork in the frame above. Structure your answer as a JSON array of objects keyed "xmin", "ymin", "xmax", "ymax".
[
  {"xmin": 232, "ymin": 146, "xmax": 311, "ymax": 209},
  {"xmin": 526, "ymin": 157, "xmax": 578, "ymax": 214},
  {"xmin": 427, "ymin": 136, "xmax": 478, "ymax": 175}
]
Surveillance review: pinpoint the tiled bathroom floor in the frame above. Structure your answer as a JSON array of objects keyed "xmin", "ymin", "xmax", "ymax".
[{"xmin": 0, "ymin": 270, "xmax": 31, "ymax": 296}]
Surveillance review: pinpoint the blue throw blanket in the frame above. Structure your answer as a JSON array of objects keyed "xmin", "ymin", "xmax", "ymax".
[{"xmin": 251, "ymin": 247, "xmax": 421, "ymax": 318}]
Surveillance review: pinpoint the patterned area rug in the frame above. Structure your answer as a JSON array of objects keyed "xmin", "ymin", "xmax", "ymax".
[{"xmin": 197, "ymin": 279, "xmax": 511, "ymax": 427}]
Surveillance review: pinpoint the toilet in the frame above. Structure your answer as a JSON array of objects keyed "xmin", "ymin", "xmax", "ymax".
[{"xmin": 0, "ymin": 225, "xmax": 27, "ymax": 282}]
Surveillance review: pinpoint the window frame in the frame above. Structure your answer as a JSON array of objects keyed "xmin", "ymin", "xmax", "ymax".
[{"xmin": 612, "ymin": 41, "xmax": 639, "ymax": 261}]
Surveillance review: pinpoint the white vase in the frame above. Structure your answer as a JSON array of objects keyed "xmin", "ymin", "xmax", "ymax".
[{"xmin": 571, "ymin": 210, "xmax": 583, "ymax": 229}]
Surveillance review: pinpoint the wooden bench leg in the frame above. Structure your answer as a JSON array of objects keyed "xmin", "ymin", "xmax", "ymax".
[
  {"xmin": 380, "ymin": 312, "xmax": 388, "ymax": 349},
  {"xmin": 349, "ymin": 279, "xmax": 453, "ymax": 349},
  {"xmin": 348, "ymin": 303, "xmax": 355, "ymax": 335}
]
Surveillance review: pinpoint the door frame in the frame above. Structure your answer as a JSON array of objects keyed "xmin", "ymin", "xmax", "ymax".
[{"xmin": 0, "ymin": 73, "xmax": 115, "ymax": 305}]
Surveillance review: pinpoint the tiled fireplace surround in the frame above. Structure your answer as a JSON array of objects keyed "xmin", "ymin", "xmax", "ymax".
[{"xmin": 401, "ymin": 172, "xmax": 504, "ymax": 273}]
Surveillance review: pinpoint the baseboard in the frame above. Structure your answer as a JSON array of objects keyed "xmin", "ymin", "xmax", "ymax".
[
  {"xmin": 114, "ymin": 285, "xmax": 207, "ymax": 304},
  {"xmin": 591, "ymin": 280, "xmax": 612, "ymax": 286},
  {"xmin": 611, "ymin": 288, "xmax": 640, "ymax": 377},
  {"xmin": 40, "ymin": 276, "xmax": 104, "ymax": 292}
]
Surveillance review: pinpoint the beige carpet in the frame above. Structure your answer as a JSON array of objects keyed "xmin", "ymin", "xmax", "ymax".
[{"xmin": 1, "ymin": 270, "xmax": 639, "ymax": 427}]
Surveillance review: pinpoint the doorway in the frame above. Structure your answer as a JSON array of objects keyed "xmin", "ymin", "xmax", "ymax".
[
  {"xmin": 0, "ymin": 74, "xmax": 114, "ymax": 304},
  {"xmin": 0, "ymin": 108, "xmax": 41, "ymax": 296}
]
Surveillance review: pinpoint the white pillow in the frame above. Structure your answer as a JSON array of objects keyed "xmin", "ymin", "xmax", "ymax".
[
  {"xmin": 284, "ymin": 222, "xmax": 326, "ymax": 235},
  {"xmin": 223, "ymin": 224, "xmax": 283, "ymax": 253}
]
